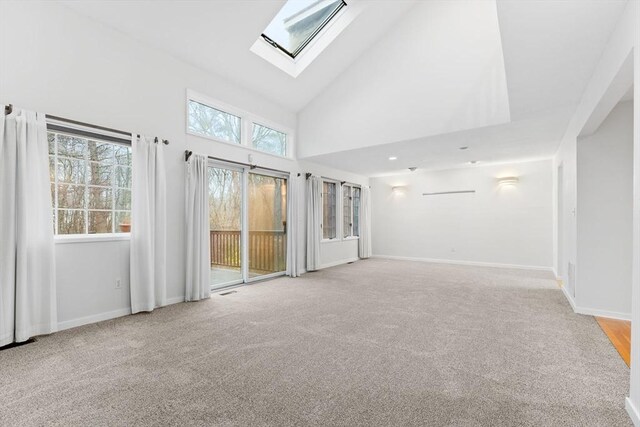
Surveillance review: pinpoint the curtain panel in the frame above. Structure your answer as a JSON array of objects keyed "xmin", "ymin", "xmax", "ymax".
[
  {"xmin": 0, "ymin": 109, "xmax": 57, "ymax": 346},
  {"xmin": 306, "ymin": 176, "xmax": 322, "ymax": 271},
  {"xmin": 358, "ymin": 186, "xmax": 372, "ymax": 259},
  {"xmin": 130, "ymin": 135, "xmax": 167, "ymax": 313},
  {"xmin": 184, "ymin": 153, "xmax": 210, "ymax": 301}
]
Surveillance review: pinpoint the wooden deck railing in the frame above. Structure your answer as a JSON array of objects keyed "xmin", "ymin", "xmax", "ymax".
[{"xmin": 210, "ymin": 230, "xmax": 286, "ymax": 273}]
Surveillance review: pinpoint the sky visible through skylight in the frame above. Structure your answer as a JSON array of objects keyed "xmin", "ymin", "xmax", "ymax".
[{"xmin": 263, "ymin": 0, "xmax": 345, "ymax": 57}]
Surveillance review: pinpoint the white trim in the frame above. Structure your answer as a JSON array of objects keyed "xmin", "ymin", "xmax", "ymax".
[
  {"xmin": 247, "ymin": 271, "xmax": 287, "ymax": 284},
  {"xmin": 576, "ymin": 307, "xmax": 632, "ymax": 321},
  {"xmin": 319, "ymin": 257, "xmax": 359, "ymax": 270},
  {"xmin": 561, "ymin": 285, "xmax": 632, "ymax": 320},
  {"xmin": 57, "ymin": 296, "xmax": 185, "ymax": 332},
  {"xmin": 561, "ymin": 284, "xmax": 579, "ymax": 312},
  {"xmin": 57, "ymin": 307, "xmax": 131, "ymax": 331},
  {"xmin": 55, "ymin": 233, "xmax": 130, "ymax": 244},
  {"xmin": 166, "ymin": 296, "xmax": 185, "ymax": 305},
  {"xmin": 371, "ymin": 254, "xmax": 554, "ymax": 272},
  {"xmin": 627, "ymin": 398, "xmax": 640, "ymax": 426}
]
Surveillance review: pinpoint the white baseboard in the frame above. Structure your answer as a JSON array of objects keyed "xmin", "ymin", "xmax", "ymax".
[
  {"xmin": 627, "ymin": 397, "xmax": 640, "ymax": 426},
  {"xmin": 319, "ymin": 257, "xmax": 359, "ymax": 270},
  {"xmin": 575, "ymin": 306, "xmax": 632, "ymax": 321},
  {"xmin": 372, "ymin": 254, "xmax": 554, "ymax": 273},
  {"xmin": 167, "ymin": 296, "xmax": 185, "ymax": 305},
  {"xmin": 58, "ymin": 295, "xmax": 185, "ymax": 332},
  {"xmin": 561, "ymin": 285, "xmax": 578, "ymax": 311},
  {"xmin": 560, "ymin": 285, "xmax": 631, "ymax": 321},
  {"xmin": 58, "ymin": 307, "xmax": 132, "ymax": 331}
]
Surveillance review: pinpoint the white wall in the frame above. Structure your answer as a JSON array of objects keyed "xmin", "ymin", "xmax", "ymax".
[
  {"xmin": 371, "ymin": 159, "xmax": 553, "ymax": 269},
  {"xmin": 551, "ymin": 0, "xmax": 639, "ymax": 422},
  {"xmin": 0, "ymin": 1, "xmax": 367, "ymax": 329},
  {"xmin": 577, "ymin": 100, "xmax": 633, "ymax": 319}
]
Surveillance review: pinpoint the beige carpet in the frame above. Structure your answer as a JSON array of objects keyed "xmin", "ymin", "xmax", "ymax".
[{"xmin": 0, "ymin": 259, "xmax": 631, "ymax": 426}]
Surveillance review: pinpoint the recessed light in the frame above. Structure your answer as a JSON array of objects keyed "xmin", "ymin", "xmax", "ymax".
[
  {"xmin": 389, "ymin": 156, "xmax": 397, "ymax": 161},
  {"xmin": 459, "ymin": 146, "xmax": 469, "ymax": 150},
  {"xmin": 468, "ymin": 160, "xmax": 478, "ymax": 164}
]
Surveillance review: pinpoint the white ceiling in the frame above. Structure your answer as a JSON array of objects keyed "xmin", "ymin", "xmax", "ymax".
[
  {"xmin": 301, "ymin": 0, "xmax": 628, "ymax": 175},
  {"xmin": 59, "ymin": 0, "xmax": 629, "ymax": 176},
  {"xmin": 59, "ymin": 0, "xmax": 417, "ymax": 112}
]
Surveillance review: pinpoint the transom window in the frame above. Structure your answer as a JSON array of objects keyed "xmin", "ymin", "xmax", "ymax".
[
  {"xmin": 343, "ymin": 184, "xmax": 360, "ymax": 238},
  {"xmin": 322, "ymin": 181, "xmax": 337, "ymax": 239},
  {"xmin": 252, "ymin": 124, "xmax": 287, "ymax": 157},
  {"xmin": 48, "ymin": 131, "xmax": 132, "ymax": 235},
  {"xmin": 188, "ymin": 100, "xmax": 241, "ymax": 144},
  {"xmin": 187, "ymin": 91, "xmax": 293, "ymax": 158},
  {"xmin": 262, "ymin": 0, "xmax": 347, "ymax": 59}
]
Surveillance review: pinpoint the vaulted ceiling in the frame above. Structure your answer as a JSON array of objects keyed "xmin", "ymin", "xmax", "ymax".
[{"xmin": 60, "ymin": 0, "xmax": 629, "ymax": 176}]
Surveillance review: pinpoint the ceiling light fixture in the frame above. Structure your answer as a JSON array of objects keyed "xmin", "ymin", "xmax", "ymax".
[
  {"xmin": 468, "ymin": 160, "xmax": 478, "ymax": 165},
  {"xmin": 459, "ymin": 146, "xmax": 469, "ymax": 150},
  {"xmin": 408, "ymin": 167, "xmax": 417, "ymax": 172},
  {"xmin": 389, "ymin": 156, "xmax": 398, "ymax": 161}
]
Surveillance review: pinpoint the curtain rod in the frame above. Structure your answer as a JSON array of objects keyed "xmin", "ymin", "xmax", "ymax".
[
  {"xmin": 184, "ymin": 150, "xmax": 289, "ymax": 175},
  {"xmin": 305, "ymin": 173, "xmax": 362, "ymax": 188},
  {"xmin": 4, "ymin": 104, "xmax": 169, "ymax": 145}
]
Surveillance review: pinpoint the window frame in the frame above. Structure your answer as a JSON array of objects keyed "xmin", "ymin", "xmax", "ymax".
[
  {"xmin": 342, "ymin": 183, "xmax": 360, "ymax": 240},
  {"xmin": 48, "ymin": 125, "xmax": 133, "ymax": 240},
  {"xmin": 321, "ymin": 179, "xmax": 338, "ymax": 241},
  {"xmin": 186, "ymin": 90, "xmax": 295, "ymax": 159},
  {"xmin": 261, "ymin": 0, "xmax": 348, "ymax": 60}
]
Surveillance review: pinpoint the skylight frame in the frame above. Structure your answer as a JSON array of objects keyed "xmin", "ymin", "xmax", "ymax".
[{"xmin": 261, "ymin": 0, "xmax": 348, "ymax": 60}]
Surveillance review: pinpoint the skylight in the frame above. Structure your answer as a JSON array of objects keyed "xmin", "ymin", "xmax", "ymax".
[{"xmin": 262, "ymin": 0, "xmax": 347, "ymax": 59}]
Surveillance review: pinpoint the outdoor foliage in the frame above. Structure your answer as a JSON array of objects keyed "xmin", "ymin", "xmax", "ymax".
[{"xmin": 49, "ymin": 132, "xmax": 132, "ymax": 234}]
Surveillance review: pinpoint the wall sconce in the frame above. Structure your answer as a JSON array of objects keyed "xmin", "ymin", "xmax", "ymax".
[
  {"xmin": 392, "ymin": 185, "xmax": 408, "ymax": 195},
  {"xmin": 497, "ymin": 177, "xmax": 519, "ymax": 187}
]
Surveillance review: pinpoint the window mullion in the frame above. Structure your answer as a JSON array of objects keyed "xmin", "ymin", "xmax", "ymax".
[
  {"xmin": 54, "ymin": 133, "xmax": 59, "ymax": 235},
  {"xmin": 84, "ymin": 142, "xmax": 89, "ymax": 234},
  {"xmin": 112, "ymin": 151, "xmax": 116, "ymax": 233}
]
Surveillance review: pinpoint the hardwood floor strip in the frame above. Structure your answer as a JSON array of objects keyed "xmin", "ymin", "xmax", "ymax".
[{"xmin": 596, "ymin": 316, "xmax": 631, "ymax": 367}]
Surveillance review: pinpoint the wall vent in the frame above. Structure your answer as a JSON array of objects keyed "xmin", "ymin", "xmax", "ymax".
[{"xmin": 219, "ymin": 290, "xmax": 237, "ymax": 296}]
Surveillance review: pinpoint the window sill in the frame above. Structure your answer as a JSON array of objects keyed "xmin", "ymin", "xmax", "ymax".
[
  {"xmin": 187, "ymin": 131, "xmax": 294, "ymax": 161},
  {"xmin": 321, "ymin": 238, "xmax": 341, "ymax": 244},
  {"xmin": 54, "ymin": 233, "xmax": 130, "ymax": 244},
  {"xmin": 343, "ymin": 236, "xmax": 360, "ymax": 241}
]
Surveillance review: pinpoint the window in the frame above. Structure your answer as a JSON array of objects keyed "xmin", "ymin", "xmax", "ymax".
[
  {"xmin": 187, "ymin": 91, "xmax": 293, "ymax": 158},
  {"xmin": 49, "ymin": 131, "xmax": 132, "ymax": 235},
  {"xmin": 252, "ymin": 123, "xmax": 287, "ymax": 157},
  {"xmin": 322, "ymin": 181, "xmax": 337, "ymax": 239},
  {"xmin": 343, "ymin": 184, "xmax": 360, "ymax": 238},
  {"xmin": 262, "ymin": 0, "xmax": 347, "ymax": 59},
  {"xmin": 188, "ymin": 100, "xmax": 241, "ymax": 144}
]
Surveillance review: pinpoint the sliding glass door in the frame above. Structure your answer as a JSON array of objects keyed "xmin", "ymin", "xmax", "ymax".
[
  {"xmin": 208, "ymin": 162, "xmax": 287, "ymax": 289},
  {"xmin": 209, "ymin": 165, "xmax": 243, "ymax": 289},
  {"xmin": 248, "ymin": 172, "xmax": 287, "ymax": 280}
]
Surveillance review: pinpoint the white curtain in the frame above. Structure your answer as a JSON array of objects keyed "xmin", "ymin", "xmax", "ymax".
[
  {"xmin": 306, "ymin": 176, "xmax": 322, "ymax": 271},
  {"xmin": 184, "ymin": 153, "xmax": 210, "ymax": 301},
  {"xmin": 130, "ymin": 135, "xmax": 167, "ymax": 313},
  {"xmin": 286, "ymin": 173, "xmax": 299, "ymax": 278},
  {"xmin": 359, "ymin": 186, "xmax": 372, "ymax": 259},
  {"xmin": 0, "ymin": 109, "xmax": 57, "ymax": 346}
]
